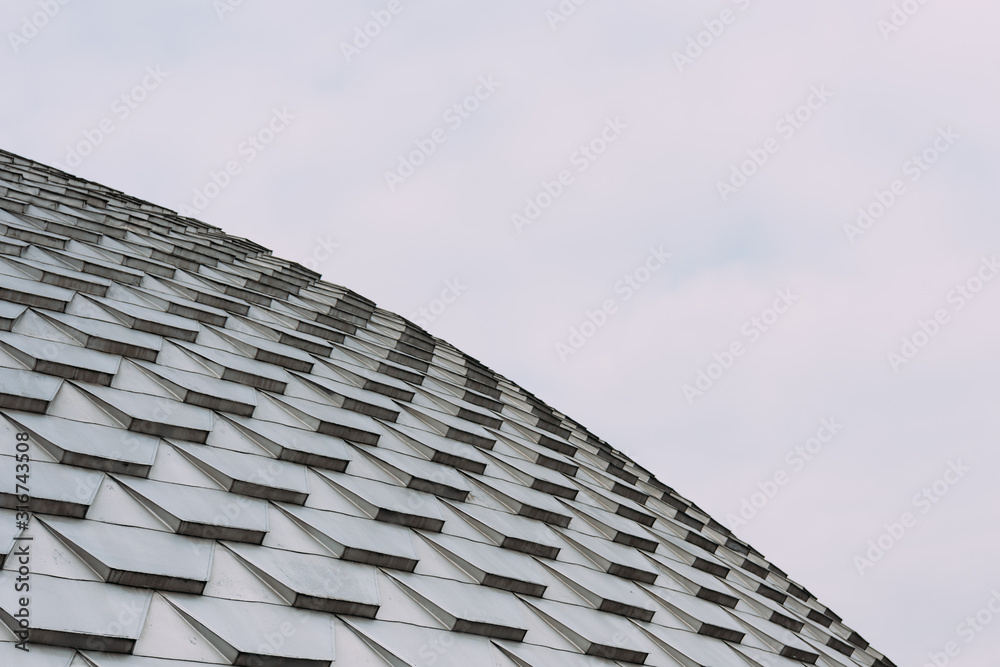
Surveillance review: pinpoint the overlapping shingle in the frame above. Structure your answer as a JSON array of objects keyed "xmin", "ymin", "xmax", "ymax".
[{"xmin": 0, "ymin": 148, "xmax": 895, "ymax": 667}]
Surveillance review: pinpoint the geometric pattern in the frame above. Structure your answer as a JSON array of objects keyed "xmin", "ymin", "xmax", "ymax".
[{"xmin": 0, "ymin": 148, "xmax": 895, "ymax": 666}]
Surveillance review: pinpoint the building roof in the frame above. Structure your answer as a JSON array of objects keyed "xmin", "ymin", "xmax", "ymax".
[{"xmin": 0, "ymin": 148, "xmax": 894, "ymax": 666}]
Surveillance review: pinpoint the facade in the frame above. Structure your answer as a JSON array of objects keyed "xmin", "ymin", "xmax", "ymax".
[{"xmin": 0, "ymin": 148, "xmax": 894, "ymax": 666}]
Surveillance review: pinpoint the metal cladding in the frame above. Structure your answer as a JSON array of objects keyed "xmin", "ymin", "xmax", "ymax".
[{"xmin": 0, "ymin": 148, "xmax": 896, "ymax": 666}]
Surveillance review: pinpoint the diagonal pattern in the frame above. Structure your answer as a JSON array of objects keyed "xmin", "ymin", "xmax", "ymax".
[{"xmin": 0, "ymin": 148, "xmax": 895, "ymax": 666}]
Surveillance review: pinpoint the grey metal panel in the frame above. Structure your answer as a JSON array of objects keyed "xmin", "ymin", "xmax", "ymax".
[
  {"xmin": 73, "ymin": 294, "xmax": 200, "ymax": 341},
  {"xmin": 632, "ymin": 622, "xmax": 748, "ymax": 666},
  {"xmin": 315, "ymin": 468, "xmax": 445, "ymax": 532},
  {"xmin": 555, "ymin": 529, "xmax": 660, "ymax": 584},
  {"xmin": 445, "ymin": 501, "xmax": 563, "ymax": 559},
  {"xmin": 0, "ymin": 457, "xmax": 102, "ymax": 518},
  {"xmin": 163, "ymin": 593, "xmax": 336, "ymax": 666},
  {"xmin": 0, "ymin": 366, "xmax": 62, "ymax": 412},
  {"xmin": 50, "ymin": 240, "xmax": 147, "ymax": 284},
  {"xmin": 113, "ymin": 282, "xmax": 229, "ymax": 327},
  {"xmin": 643, "ymin": 585, "xmax": 747, "ymax": 642},
  {"xmin": 344, "ymin": 616, "xmax": 513, "ymax": 667},
  {"xmin": 0, "ymin": 641, "xmax": 76, "ymax": 666},
  {"xmin": 0, "ymin": 254, "xmax": 112, "ymax": 295},
  {"xmin": 561, "ymin": 497, "xmax": 659, "ymax": 552},
  {"xmin": 39, "ymin": 516, "xmax": 214, "ymax": 593},
  {"xmin": 541, "ymin": 559, "xmax": 658, "ymax": 621},
  {"xmin": 218, "ymin": 413, "xmax": 352, "ymax": 472},
  {"xmin": 728, "ymin": 609, "xmax": 818, "ymax": 659},
  {"xmin": 129, "ymin": 361, "xmax": 257, "ymax": 416},
  {"xmin": 0, "ymin": 509, "xmax": 17, "ymax": 565},
  {"xmin": 313, "ymin": 356, "xmax": 415, "ymax": 401},
  {"xmin": 170, "ymin": 440, "xmax": 309, "ymax": 504},
  {"xmin": 75, "ymin": 385, "xmax": 214, "ymax": 443},
  {"xmin": 469, "ymin": 476, "xmax": 574, "ymax": 528},
  {"xmin": 9, "ymin": 413, "xmax": 158, "ymax": 476},
  {"xmin": 290, "ymin": 371, "xmax": 400, "ymax": 421},
  {"xmin": 268, "ymin": 394, "xmax": 382, "ymax": 445},
  {"xmin": 170, "ymin": 339, "xmax": 289, "ymax": 392},
  {"xmin": 388, "ymin": 571, "xmax": 528, "ymax": 641},
  {"xmin": 490, "ymin": 429, "xmax": 580, "ymax": 477},
  {"xmin": 421, "ymin": 532, "xmax": 548, "ymax": 596},
  {"xmin": 79, "ymin": 654, "xmax": 227, "ymax": 667},
  {"xmin": 493, "ymin": 641, "xmax": 621, "ymax": 667},
  {"xmin": 0, "ymin": 301, "xmax": 26, "ymax": 330},
  {"xmin": 206, "ymin": 327, "xmax": 316, "ymax": 373},
  {"xmin": 0, "ymin": 331, "xmax": 120, "ymax": 385},
  {"xmin": 398, "ymin": 403, "xmax": 497, "ymax": 449},
  {"xmin": 277, "ymin": 503, "xmax": 418, "ymax": 571},
  {"xmin": 521, "ymin": 597, "xmax": 653, "ymax": 664},
  {"xmin": 483, "ymin": 450, "xmax": 579, "ymax": 500},
  {"xmin": 224, "ymin": 542, "xmax": 380, "ymax": 617},
  {"xmin": 379, "ymin": 421, "xmax": 489, "ymax": 474},
  {"xmin": 356, "ymin": 444, "xmax": 471, "ymax": 501},
  {"xmin": 0, "ymin": 573, "xmax": 152, "ymax": 653},
  {"xmin": 0, "ymin": 272, "xmax": 74, "ymax": 310},
  {"xmin": 114, "ymin": 476, "xmax": 269, "ymax": 543},
  {"xmin": 734, "ymin": 645, "xmax": 828, "ymax": 667},
  {"xmin": 33, "ymin": 310, "xmax": 163, "ymax": 361}
]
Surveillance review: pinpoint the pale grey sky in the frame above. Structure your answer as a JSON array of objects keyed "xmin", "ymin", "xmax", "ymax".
[{"xmin": 4, "ymin": 1, "xmax": 999, "ymax": 663}]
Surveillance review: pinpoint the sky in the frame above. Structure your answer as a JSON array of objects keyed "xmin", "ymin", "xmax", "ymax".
[{"xmin": 3, "ymin": 1, "xmax": 999, "ymax": 663}]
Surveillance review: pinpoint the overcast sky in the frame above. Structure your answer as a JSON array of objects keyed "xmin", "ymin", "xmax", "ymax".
[{"xmin": 4, "ymin": 1, "xmax": 1000, "ymax": 663}]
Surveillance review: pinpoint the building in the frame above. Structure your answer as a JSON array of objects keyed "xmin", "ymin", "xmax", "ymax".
[{"xmin": 0, "ymin": 149, "xmax": 894, "ymax": 666}]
